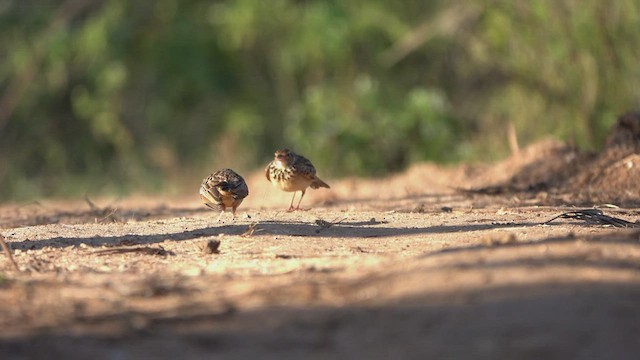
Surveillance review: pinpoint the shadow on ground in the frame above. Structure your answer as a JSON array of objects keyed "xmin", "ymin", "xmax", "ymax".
[
  {"xmin": 2, "ymin": 231, "xmax": 640, "ymax": 359},
  {"xmin": 10, "ymin": 220, "xmax": 545, "ymax": 250}
]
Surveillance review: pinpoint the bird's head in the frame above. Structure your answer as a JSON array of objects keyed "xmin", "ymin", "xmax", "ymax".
[{"xmin": 274, "ymin": 148, "xmax": 293, "ymax": 167}]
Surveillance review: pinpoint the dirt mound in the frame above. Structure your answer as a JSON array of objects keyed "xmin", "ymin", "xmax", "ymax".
[
  {"xmin": 572, "ymin": 112, "xmax": 640, "ymax": 203},
  {"xmin": 584, "ymin": 154, "xmax": 640, "ymax": 202},
  {"xmin": 605, "ymin": 111, "xmax": 640, "ymax": 150},
  {"xmin": 473, "ymin": 112, "xmax": 640, "ymax": 206}
]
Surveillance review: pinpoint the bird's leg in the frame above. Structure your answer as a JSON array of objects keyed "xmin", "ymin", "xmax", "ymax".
[
  {"xmin": 216, "ymin": 206, "xmax": 226, "ymax": 222},
  {"xmin": 295, "ymin": 189, "xmax": 306, "ymax": 210},
  {"xmin": 232, "ymin": 206, "xmax": 238, "ymax": 220},
  {"xmin": 288, "ymin": 192, "xmax": 297, "ymax": 212}
]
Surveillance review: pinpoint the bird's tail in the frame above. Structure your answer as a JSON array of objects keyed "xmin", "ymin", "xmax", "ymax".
[{"xmin": 310, "ymin": 177, "xmax": 330, "ymax": 189}]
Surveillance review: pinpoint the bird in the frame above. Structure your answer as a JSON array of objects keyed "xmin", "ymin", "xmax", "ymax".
[
  {"xmin": 265, "ymin": 148, "xmax": 330, "ymax": 211},
  {"xmin": 200, "ymin": 168, "xmax": 249, "ymax": 221}
]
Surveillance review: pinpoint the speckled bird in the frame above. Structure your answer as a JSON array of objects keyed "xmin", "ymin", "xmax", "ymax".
[
  {"xmin": 200, "ymin": 168, "xmax": 249, "ymax": 221},
  {"xmin": 265, "ymin": 149, "xmax": 330, "ymax": 211}
]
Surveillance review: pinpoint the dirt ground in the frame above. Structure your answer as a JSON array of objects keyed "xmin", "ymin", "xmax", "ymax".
[{"xmin": 2, "ymin": 118, "xmax": 640, "ymax": 359}]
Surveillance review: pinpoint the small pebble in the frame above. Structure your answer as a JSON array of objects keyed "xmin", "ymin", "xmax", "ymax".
[
  {"xmin": 201, "ymin": 239, "xmax": 221, "ymax": 254},
  {"xmin": 482, "ymin": 233, "xmax": 517, "ymax": 246}
]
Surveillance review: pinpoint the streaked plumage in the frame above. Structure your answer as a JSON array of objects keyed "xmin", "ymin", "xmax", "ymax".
[
  {"xmin": 200, "ymin": 168, "xmax": 249, "ymax": 221},
  {"xmin": 265, "ymin": 149, "xmax": 330, "ymax": 211}
]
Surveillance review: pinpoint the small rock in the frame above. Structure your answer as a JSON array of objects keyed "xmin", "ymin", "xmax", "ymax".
[
  {"xmin": 201, "ymin": 239, "xmax": 221, "ymax": 254},
  {"xmin": 482, "ymin": 233, "xmax": 517, "ymax": 246}
]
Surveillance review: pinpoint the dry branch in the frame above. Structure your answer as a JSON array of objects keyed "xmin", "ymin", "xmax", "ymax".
[
  {"xmin": 241, "ymin": 222, "xmax": 263, "ymax": 237},
  {"xmin": 543, "ymin": 209, "xmax": 639, "ymax": 228},
  {"xmin": 92, "ymin": 246, "xmax": 173, "ymax": 256}
]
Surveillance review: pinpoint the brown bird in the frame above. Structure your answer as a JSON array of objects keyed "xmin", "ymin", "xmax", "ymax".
[
  {"xmin": 265, "ymin": 149, "xmax": 330, "ymax": 211},
  {"xmin": 200, "ymin": 168, "xmax": 249, "ymax": 221}
]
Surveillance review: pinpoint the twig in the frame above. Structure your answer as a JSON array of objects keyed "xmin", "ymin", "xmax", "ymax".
[
  {"xmin": 543, "ymin": 209, "xmax": 639, "ymax": 228},
  {"xmin": 241, "ymin": 222, "xmax": 263, "ymax": 237},
  {"xmin": 508, "ymin": 121, "xmax": 520, "ymax": 154},
  {"xmin": 96, "ymin": 207, "xmax": 120, "ymax": 223},
  {"xmin": 92, "ymin": 246, "xmax": 173, "ymax": 256},
  {"xmin": 380, "ymin": 3, "xmax": 481, "ymax": 67},
  {"xmin": 0, "ymin": 233, "xmax": 19, "ymax": 271},
  {"xmin": 315, "ymin": 217, "xmax": 347, "ymax": 233},
  {"xmin": 84, "ymin": 194, "xmax": 122, "ymax": 223},
  {"xmin": 84, "ymin": 194, "xmax": 99, "ymax": 211}
]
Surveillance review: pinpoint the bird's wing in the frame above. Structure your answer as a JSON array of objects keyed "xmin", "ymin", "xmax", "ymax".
[
  {"xmin": 200, "ymin": 178, "xmax": 223, "ymax": 207},
  {"xmin": 292, "ymin": 154, "xmax": 317, "ymax": 179},
  {"xmin": 231, "ymin": 178, "xmax": 249, "ymax": 198},
  {"xmin": 217, "ymin": 168, "xmax": 249, "ymax": 199},
  {"xmin": 201, "ymin": 169, "xmax": 249, "ymax": 201}
]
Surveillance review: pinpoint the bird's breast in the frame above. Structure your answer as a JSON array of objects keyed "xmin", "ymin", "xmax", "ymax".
[{"xmin": 269, "ymin": 168, "xmax": 312, "ymax": 191}]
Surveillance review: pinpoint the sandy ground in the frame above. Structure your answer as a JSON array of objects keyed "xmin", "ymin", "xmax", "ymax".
[{"xmin": 1, "ymin": 140, "xmax": 640, "ymax": 359}]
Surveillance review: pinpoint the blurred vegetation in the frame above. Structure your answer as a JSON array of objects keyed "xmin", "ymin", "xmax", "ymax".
[{"xmin": 0, "ymin": 0, "xmax": 639, "ymax": 200}]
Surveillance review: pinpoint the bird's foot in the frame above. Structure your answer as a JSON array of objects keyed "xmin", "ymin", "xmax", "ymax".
[{"xmin": 286, "ymin": 206, "xmax": 307, "ymax": 212}]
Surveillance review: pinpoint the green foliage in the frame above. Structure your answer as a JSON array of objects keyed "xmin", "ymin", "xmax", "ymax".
[{"xmin": 0, "ymin": 0, "xmax": 639, "ymax": 200}]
